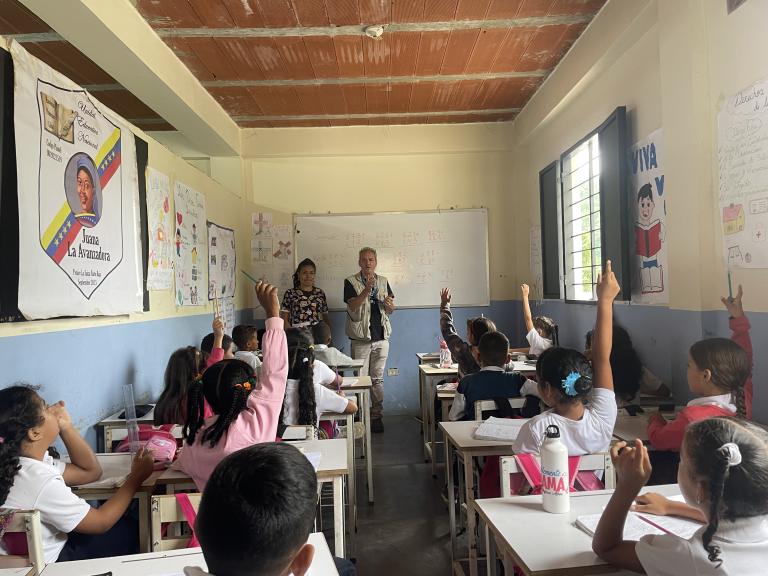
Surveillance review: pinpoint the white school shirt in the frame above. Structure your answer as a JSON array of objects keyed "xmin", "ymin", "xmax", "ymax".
[
  {"xmin": 282, "ymin": 379, "xmax": 349, "ymax": 425},
  {"xmin": 512, "ymin": 387, "xmax": 618, "ymax": 455},
  {"xmin": 687, "ymin": 393, "xmax": 737, "ymax": 412},
  {"xmin": 313, "ymin": 344, "xmax": 355, "ymax": 367},
  {"xmin": 0, "ymin": 453, "xmax": 91, "ymax": 563},
  {"xmin": 525, "ymin": 328, "xmax": 552, "ymax": 356},
  {"xmin": 636, "ymin": 516, "xmax": 768, "ymax": 575},
  {"xmin": 312, "ymin": 359, "xmax": 338, "ymax": 388},
  {"xmin": 234, "ymin": 350, "xmax": 262, "ymax": 376}
]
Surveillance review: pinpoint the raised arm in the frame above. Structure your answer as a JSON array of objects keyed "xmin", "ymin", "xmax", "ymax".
[
  {"xmin": 520, "ymin": 284, "xmax": 534, "ymax": 333},
  {"xmin": 592, "ymin": 261, "xmax": 619, "ymax": 391},
  {"xmin": 206, "ymin": 317, "xmax": 225, "ymax": 368},
  {"xmin": 52, "ymin": 402, "xmax": 102, "ymax": 486},
  {"xmin": 722, "ymin": 284, "xmax": 753, "ymax": 418},
  {"xmin": 253, "ymin": 281, "xmax": 288, "ymax": 402}
]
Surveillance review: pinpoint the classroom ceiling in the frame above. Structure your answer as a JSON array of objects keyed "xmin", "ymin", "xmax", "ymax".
[{"xmin": 1, "ymin": 0, "xmax": 606, "ymax": 130}]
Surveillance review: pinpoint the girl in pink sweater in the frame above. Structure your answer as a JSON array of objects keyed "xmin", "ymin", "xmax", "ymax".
[{"xmin": 177, "ymin": 282, "xmax": 288, "ymax": 491}]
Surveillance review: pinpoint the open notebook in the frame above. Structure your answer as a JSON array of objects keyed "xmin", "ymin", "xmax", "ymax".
[
  {"xmin": 473, "ymin": 417, "xmax": 526, "ymax": 441},
  {"xmin": 576, "ymin": 496, "xmax": 703, "ymax": 540}
]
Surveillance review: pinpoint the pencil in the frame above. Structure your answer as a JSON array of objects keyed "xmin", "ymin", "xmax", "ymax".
[
  {"xmin": 728, "ymin": 270, "xmax": 733, "ymax": 300},
  {"xmin": 241, "ymin": 269, "xmax": 259, "ymax": 284}
]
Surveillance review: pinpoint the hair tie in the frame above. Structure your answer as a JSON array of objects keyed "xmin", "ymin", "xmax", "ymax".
[
  {"xmin": 302, "ymin": 357, "xmax": 310, "ymax": 363},
  {"xmin": 308, "ymin": 344, "xmax": 315, "ymax": 350},
  {"xmin": 562, "ymin": 371, "xmax": 580, "ymax": 396},
  {"xmin": 719, "ymin": 442, "xmax": 742, "ymax": 467},
  {"xmin": 0, "ymin": 436, "xmax": 5, "ymax": 444}
]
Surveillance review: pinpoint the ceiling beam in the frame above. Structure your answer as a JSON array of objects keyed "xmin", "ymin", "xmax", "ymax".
[{"xmin": 15, "ymin": 0, "xmax": 240, "ymax": 156}]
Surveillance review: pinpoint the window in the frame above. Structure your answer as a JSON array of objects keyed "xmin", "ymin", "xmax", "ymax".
[
  {"xmin": 539, "ymin": 107, "xmax": 631, "ymax": 303},
  {"xmin": 562, "ymin": 134, "xmax": 601, "ymax": 301}
]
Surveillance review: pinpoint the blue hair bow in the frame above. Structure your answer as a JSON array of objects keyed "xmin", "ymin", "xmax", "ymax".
[{"xmin": 562, "ymin": 371, "xmax": 580, "ymax": 396}]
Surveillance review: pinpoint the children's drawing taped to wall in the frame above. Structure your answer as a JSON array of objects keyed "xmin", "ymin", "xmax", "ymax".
[
  {"xmin": 174, "ymin": 181, "xmax": 207, "ymax": 306},
  {"xmin": 718, "ymin": 77, "xmax": 768, "ymax": 268},
  {"xmin": 12, "ymin": 41, "xmax": 143, "ymax": 319},
  {"xmin": 207, "ymin": 221, "xmax": 236, "ymax": 300},
  {"xmin": 146, "ymin": 167, "xmax": 173, "ymax": 290},
  {"xmin": 630, "ymin": 129, "xmax": 668, "ymax": 304}
]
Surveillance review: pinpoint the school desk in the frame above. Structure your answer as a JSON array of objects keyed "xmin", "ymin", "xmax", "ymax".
[
  {"xmin": 419, "ymin": 363, "xmax": 459, "ymax": 471},
  {"xmin": 612, "ymin": 410, "xmax": 680, "ymax": 443},
  {"xmin": 67, "ymin": 453, "xmax": 164, "ymax": 553},
  {"xmin": 440, "ymin": 419, "xmax": 528, "ymax": 576},
  {"xmin": 333, "ymin": 358, "xmax": 365, "ymax": 375},
  {"xmin": 438, "ymin": 388, "xmax": 456, "ymax": 422},
  {"xmin": 320, "ymin": 410, "xmax": 356, "ymax": 543},
  {"xmin": 38, "ymin": 532, "xmax": 338, "ymax": 576},
  {"xmin": 94, "ymin": 405, "xmax": 157, "ymax": 452},
  {"xmin": 341, "ymin": 375, "xmax": 375, "ymax": 504},
  {"xmin": 476, "ymin": 484, "xmax": 681, "ymax": 576},
  {"xmin": 0, "ymin": 569, "xmax": 33, "ymax": 576}
]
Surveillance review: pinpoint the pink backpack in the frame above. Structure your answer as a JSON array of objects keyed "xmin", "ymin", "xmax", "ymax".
[
  {"xmin": 115, "ymin": 424, "xmax": 178, "ymax": 470},
  {"xmin": 506, "ymin": 453, "xmax": 603, "ymax": 495}
]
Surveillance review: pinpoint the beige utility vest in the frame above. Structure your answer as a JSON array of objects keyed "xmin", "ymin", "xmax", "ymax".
[{"xmin": 345, "ymin": 273, "xmax": 392, "ymax": 341}]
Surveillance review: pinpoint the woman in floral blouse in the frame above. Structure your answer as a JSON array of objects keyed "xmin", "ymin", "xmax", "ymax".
[{"xmin": 280, "ymin": 258, "xmax": 330, "ymax": 327}]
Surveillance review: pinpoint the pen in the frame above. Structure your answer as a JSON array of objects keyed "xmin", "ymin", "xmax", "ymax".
[{"xmin": 241, "ymin": 269, "xmax": 259, "ymax": 284}]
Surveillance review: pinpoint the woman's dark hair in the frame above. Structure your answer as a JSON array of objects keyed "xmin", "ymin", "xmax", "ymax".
[
  {"xmin": 183, "ymin": 359, "xmax": 256, "ymax": 448},
  {"xmin": 283, "ymin": 328, "xmax": 317, "ymax": 428},
  {"xmin": 155, "ymin": 347, "xmax": 205, "ymax": 426},
  {"xmin": 536, "ymin": 347, "xmax": 593, "ymax": 405},
  {"xmin": 200, "ymin": 332, "xmax": 234, "ymax": 356},
  {"xmin": 684, "ymin": 417, "xmax": 768, "ymax": 566},
  {"xmin": 0, "ymin": 386, "xmax": 45, "ymax": 505},
  {"xmin": 468, "ymin": 317, "xmax": 497, "ymax": 345},
  {"xmin": 689, "ymin": 338, "xmax": 750, "ymax": 417},
  {"xmin": 292, "ymin": 258, "xmax": 316, "ymax": 290},
  {"xmin": 586, "ymin": 325, "xmax": 642, "ymax": 402},
  {"xmin": 533, "ymin": 316, "xmax": 559, "ymax": 345}
]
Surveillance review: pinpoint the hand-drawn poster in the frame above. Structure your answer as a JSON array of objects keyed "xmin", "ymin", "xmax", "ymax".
[
  {"xmin": 207, "ymin": 221, "xmax": 236, "ymax": 300},
  {"xmin": 629, "ymin": 129, "xmax": 669, "ymax": 304},
  {"xmin": 146, "ymin": 167, "xmax": 173, "ymax": 290},
  {"xmin": 272, "ymin": 224, "xmax": 294, "ymax": 298},
  {"xmin": 251, "ymin": 211, "xmax": 272, "ymax": 266},
  {"xmin": 12, "ymin": 41, "xmax": 143, "ymax": 319},
  {"xmin": 173, "ymin": 182, "xmax": 206, "ymax": 306},
  {"xmin": 718, "ymin": 78, "xmax": 768, "ymax": 268},
  {"xmin": 220, "ymin": 297, "xmax": 235, "ymax": 335}
]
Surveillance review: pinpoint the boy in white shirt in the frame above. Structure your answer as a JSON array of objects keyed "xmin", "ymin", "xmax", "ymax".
[
  {"xmin": 311, "ymin": 322, "xmax": 355, "ymax": 368},
  {"xmin": 513, "ymin": 262, "xmax": 619, "ymax": 455},
  {"xmin": 232, "ymin": 324, "xmax": 262, "ymax": 375}
]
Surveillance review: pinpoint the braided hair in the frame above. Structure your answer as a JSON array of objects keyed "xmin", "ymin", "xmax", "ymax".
[
  {"xmin": 155, "ymin": 347, "xmax": 205, "ymax": 426},
  {"xmin": 684, "ymin": 417, "xmax": 768, "ymax": 566},
  {"xmin": 689, "ymin": 338, "xmax": 750, "ymax": 417},
  {"xmin": 536, "ymin": 347, "xmax": 593, "ymax": 405},
  {"xmin": 284, "ymin": 328, "xmax": 318, "ymax": 428},
  {"xmin": 183, "ymin": 360, "xmax": 256, "ymax": 448},
  {"xmin": 292, "ymin": 258, "xmax": 316, "ymax": 290},
  {"xmin": 0, "ymin": 386, "xmax": 46, "ymax": 505}
]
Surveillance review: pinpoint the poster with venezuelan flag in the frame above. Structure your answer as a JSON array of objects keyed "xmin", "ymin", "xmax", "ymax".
[{"xmin": 11, "ymin": 41, "xmax": 142, "ymax": 319}]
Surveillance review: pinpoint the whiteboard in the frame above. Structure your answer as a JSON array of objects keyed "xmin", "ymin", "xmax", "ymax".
[
  {"xmin": 717, "ymin": 77, "xmax": 768, "ymax": 268},
  {"xmin": 294, "ymin": 210, "xmax": 489, "ymax": 309}
]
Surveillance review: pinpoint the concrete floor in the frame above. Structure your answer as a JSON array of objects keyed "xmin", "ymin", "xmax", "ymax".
[{"xmin": 328, "ymin": 415, "xmax": 453, "ymax": 576}]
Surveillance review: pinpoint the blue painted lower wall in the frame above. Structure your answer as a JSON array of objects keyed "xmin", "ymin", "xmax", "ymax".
[{"xmin": 1, "ymin": 300, "xmax": 764, "ymax": 449}]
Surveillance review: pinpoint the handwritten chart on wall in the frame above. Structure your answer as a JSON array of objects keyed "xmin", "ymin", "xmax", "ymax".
[
  {"xmin": 295, "ymin": 210, "xmax": 489, "ymax": 309},
  {"xmin": 717, "ymin": 78, "xmax": 768, "ymax": 268}
]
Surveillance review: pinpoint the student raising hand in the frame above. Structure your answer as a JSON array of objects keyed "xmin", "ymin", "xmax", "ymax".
[
  {"xmin": 721, "ymin": 283, "xmax": 744, "ymax": 318},
  {"xmin": 256, "ymin": 281, "xmax": 280, "ymax": 318},
  {"xmin": 592, "ymin": 260, "xmax": 619, "ymax": 392},
  {"xmin": 440, "ymin": 287, "xmax": 451, "ymax": 307},
  {"xmin": 596, "ymin": 260, "xmax": 620, "ymax": 301}
]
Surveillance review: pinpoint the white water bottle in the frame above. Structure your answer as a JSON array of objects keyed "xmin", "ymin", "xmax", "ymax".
[
  {"xmin": 439, "ymin": 339, "xmax": 452, "ymax": 368},
  {"xmin": 541, "ymin": 424, "xmax": 570, "ymax": 513}
]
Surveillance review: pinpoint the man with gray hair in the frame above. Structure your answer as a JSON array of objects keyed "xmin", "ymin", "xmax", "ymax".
[{"xmin": 344, "ymin": 247, "xmax": 395, "ymax": 432}]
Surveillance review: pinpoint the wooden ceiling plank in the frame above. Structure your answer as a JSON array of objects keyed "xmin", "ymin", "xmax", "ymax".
[
  {"xmin": 187, "ymin": 0, "xmax": 236, "ymax": 27},
  {"xmin": 246, "ymin": 85, "xmax": 301, "ymax": 114},
  {"xmin": 516, "ymin": 0, "xmax": 554, "ymax": 18},
  {"xmin": 389, "ymin": 32, "xmax": 420, "ymax": 77},
  {"xmin": 244, "ymin": 37, "xmax": 293, "ymax": 80},
  {"xmin": 214, "ymin": 38, "xmax": 267, "ymax": 80},
  {"xmin": 342, "ymin": 84, "xmax": 367, "ymax": 114},
  {"xmin": 358, "ymin": 0, "xmax": 391, "ymax": 25},
  {"xmin": 184, "ymin": 37, "xmax": 241, "ymax": 81},
  {"xmin": 391, "ymin": 0, "xmax": 425, "ymax": 23},
  {"xmin": 293, "ymin": 85, "xmax": 329, "ymax": 115},
  {"xmin": 440, "ymin": 28, "xmax": 480, "ymax": 75},
  {"xmin": 464, "ymin": 28, "xmax": 509, "ymax": 73},
  {"xmin": 362, "ymin": 35, "xmax": 391, "ymax": 77},
  {"xmin": 319, "ymin": 84, "xmax": 350, "ymax": 114},
  {"xmin": 218, "ymin": 0, "xmax": 267, "ymax": 26},
  {"xmin": 518, "ymin": 23, "xmax": 567, "ymax": 71},
  {"xmin": 423, "ymin": 0, "xmax": 459, "ymax": 21},
  {"xmin": 430, "ymin": 80, "xmax": 458, "ymax": 112},
  {"xmin": 291, "ymin": 0, "xmax": 330, "ymax": 26},
  {"xmin": 448, "ymin": 78, "xmax": 482, "ymax": 111},
  {"xmin": 303, "ymin": 35, "xmax": 341, "ymax": 78},
  {"xmin": 414, "ymin": 31, "xmax": 450, "ymax": 76},
  {"xmin": 135, "ymin": 0, "xmax": 204, "ymax": 28},
  {"xmin": 387, "ymin": 82, "xmax": 411, "ymax": 113},
  {"xmin": 333, "ymin": 35, "xmax": 365, "ymax": 77},
  {"xmin": 209, "ymin": 86, "xmax": 265, "ymax": 116},
  {"xmin": 486, "ymin": 0, "xmax": 525, "ymax": 19},
  {"xmin": 364, "ymin": 83, "xmax": 389, "ymax": 114},
  {"xmin": 489, "ymin": 27, "xmax": 537, "ymax": 71},
  {"xmin": 549, "ymin": 0, "xmax": 606, "ymax": 16},
  {"xmin": 0, "ymin": 0, "xmax": 51, "ymax": 33},
  {"xmin": 409, "ymin": 81, "xmax": 435, "ymax": 112},
  {"xmin": 163, "ymin": 37, "xmax": 217, "ymax": 81},
  {"xmin": 325, "ymin": 0, "xmax": 361, "ymax": 25},
  {"xmin": 255, "ymin": 0, "xmax": 298, "ymax": 27},
  {"xmin": 454, "ymin": 0, "xmax": 490, "ymax": 20},
  {"xmin": 272, "ymin": 36, "xmax": 317, "ymax": 79}
]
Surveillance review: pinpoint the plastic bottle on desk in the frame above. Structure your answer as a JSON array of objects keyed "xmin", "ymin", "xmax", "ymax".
[
  {"xmin": 439, "ymin": 339, "xmax": 453, "ymax": 369},
  {"xmin": 541, "ymin": 424, "xmax": 569, "ymax": 513}
]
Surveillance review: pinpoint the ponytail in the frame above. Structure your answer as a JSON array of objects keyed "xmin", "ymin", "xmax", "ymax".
[
  {"xmin": 0, "ymin": 386, "xmax": 45, "ymax": 505},
  {"xmin": 182, "ymin": 375, "xmax": 206, "ymax": 445},
  {"xmin": 286, "ymin": 328, "xmax": 318, "ymax": 429}
]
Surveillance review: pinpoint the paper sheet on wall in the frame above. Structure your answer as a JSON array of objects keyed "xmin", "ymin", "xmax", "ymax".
[
  {"xmin": 146, "ymin": 167, "xmax": 173, "ymax": 290},
  {"xmin": 717, "ymin": 79, "xmax": 768, "ymax": 268},
  {"xmin": 629, "ymin": 129, "xmax": 669, "ymax": 303},
  {"xmin": 173, "ymin": 182, "xmax": 206, "ymax": 306},
  {"xmin": 11, "ymin": 41, "xmax": 143, "ymax": 319},
  {"xmin": 272, "ymin": 224, "xmax": 294, "ymax": 298},
  {"xmin": 220, "ymin": 296, "xmax": 235, "ymax": 335},
  {"xmin": 207, "ymin": 221, "xmax": 236, "ymax": 299}
]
